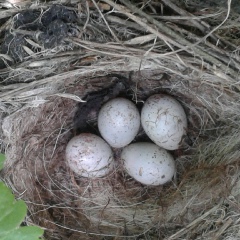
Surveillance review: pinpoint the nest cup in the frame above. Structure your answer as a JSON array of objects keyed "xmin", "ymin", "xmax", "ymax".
[{"xmin": 1, "ymin": 1, "xmax": 240, "ymax": 239}]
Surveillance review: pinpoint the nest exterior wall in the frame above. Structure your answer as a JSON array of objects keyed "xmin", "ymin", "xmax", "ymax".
[{"xmin": 1, "ymin": 70, "xmax": 240, "ymax": 239}]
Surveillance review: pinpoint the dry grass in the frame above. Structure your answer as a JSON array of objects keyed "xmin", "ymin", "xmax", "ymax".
[{"xmin": 1, "ymin": 0, "xmax": 240, "ymax": 239}]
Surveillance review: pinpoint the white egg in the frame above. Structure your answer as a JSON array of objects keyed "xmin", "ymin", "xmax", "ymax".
[
  {"xmin": 65, "ymin": 133, "xmax": 114, "ymax": 178},
  {"xmin": 121, "ymin": 142, "xmax": 176, "ymax": 186},
  {"xmin": 141, "ymin": 94, "xmax": 187, "ymax": 150},
  {"xmin": 98, "ymin": 98, "xmax": 140, "ymax": 148}
]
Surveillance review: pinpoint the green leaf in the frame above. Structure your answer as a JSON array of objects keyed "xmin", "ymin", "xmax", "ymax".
[
  {"xmin": 0, "ymin": 183, "xmax": 27, "ymax": 237},
  {"xmin": 1, "ymin": 226, "xmax": 44, "ymax": 240},
  {"xmin": 0, "ymin": 182, "xmax": 44, "ymax": 240},
  {"xmin": 0, "ymin": 182, "xmax": 16, "ymax": 221},
  {"xmin": 0, "ymin": 201, "xmax": 27, "ymax": 237},
  {"xmin": 0, "ymin": 153, "xmax": 5, "ymax": 170}
]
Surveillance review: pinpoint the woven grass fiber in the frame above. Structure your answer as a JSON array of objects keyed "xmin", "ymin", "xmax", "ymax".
[{"xmin": 1, "ymin": 0, "xmax": 240, "ymax": 239}]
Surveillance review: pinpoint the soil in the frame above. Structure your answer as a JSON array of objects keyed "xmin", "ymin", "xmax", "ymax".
[{"xmin": 0, "ymin": 5, "xmax": 77, "ymax": 68}]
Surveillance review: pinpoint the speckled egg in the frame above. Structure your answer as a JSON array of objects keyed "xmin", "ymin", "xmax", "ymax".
[
  {"xmin": 141, "ymin": 94, "xmax": 187, "ymax": 150},
  {"xmin": 98, "ymin": 98, "xmax": 140, "ymax": 148},
  {"xmin": 65, "ymin": 133, "xmax": 114, "ymax": 178},
  {"xmin": 121, "ymin": 142, "xmax": 176, "ymax": 185}
]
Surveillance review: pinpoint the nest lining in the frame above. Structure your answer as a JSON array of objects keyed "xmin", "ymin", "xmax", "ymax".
[
  {"xmin": 1, "ymin": 71, "xmax": 240, "ymax": 240},
  {"xmin": 1, "ymin": 0, "xmax": 240, "ymax": 239}
]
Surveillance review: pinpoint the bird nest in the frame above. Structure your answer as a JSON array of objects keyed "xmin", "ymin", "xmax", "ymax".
[{"xmin": 1, "ymin": 0, "xmax": 240, "ymax": 239}]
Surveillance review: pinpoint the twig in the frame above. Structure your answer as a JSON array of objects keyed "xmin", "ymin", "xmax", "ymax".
[
  {"xmin": 123, "ymin": 34, "xmax": 156, "ymax": 45},
  {"xmin": 105, "ymin": 15, "xmax": 144, "ymax": 32},
  {"xmin": 166, "ymin": 202, "xmax": 223, "ymax": 240},
  {"xmin": 103, "ymin": 0, "xmax": 187, "ymax": 51},
  {"xmin": 82, "ymin": 0, "xmax": 90, "ymax": 31},
  {"xmin": 112, "ymin": 0, "xmax": 238, "ymax": 78},
  {"xmin": 169, "ymin": 23, "xmax": 240, "ymax": 71},
  {"xmin": 90, "ymin": 0, "xmax": 120, "ymax": 42},
  {"xmin": 0, "ymin": 8, "xmax": 20, "ymax": 19},
  {"xmin": 161, "ymin": 0, "xmax": 220, "ymax": 44},
  {"xmin": 188, "ymin": 0, "xmax": 233, "ymax": 50},
  {"xmin": 155, "ymin": 11, "xmax": 223, "ymax": 20},
  {"xmin": 212, "ymin": 218, "xmax": 233, "ymax": 240}
]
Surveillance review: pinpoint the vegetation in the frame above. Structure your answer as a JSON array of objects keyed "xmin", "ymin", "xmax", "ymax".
[{"xmin": 0, "ymin": 154, "xmax": 44, "ymax": 240}]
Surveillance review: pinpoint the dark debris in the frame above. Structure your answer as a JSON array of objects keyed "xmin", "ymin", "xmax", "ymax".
[
  {"xmin": 73, "ymin": 74, "xmax": 131, "ymax": 135},
  {"xmin": 0, "ymin": 5, "xmax": 78, "ymax": 68}
]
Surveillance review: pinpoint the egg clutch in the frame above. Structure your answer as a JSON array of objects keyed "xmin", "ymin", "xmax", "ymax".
[{"xmin": 65, "ymin": 94, "xmax": 187, "ymax": 186}]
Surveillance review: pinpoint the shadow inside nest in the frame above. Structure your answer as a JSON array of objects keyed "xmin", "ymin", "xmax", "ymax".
[
  {"xmin": 73, "ymin": 74, "xmax": 132, "ymax": 135},
  {"xmin": 72, "ymin": 73, "xmax": 194, "ymax": 160}
]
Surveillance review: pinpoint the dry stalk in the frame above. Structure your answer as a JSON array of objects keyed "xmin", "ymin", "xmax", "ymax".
[{"xmin": 106, "ymin": 0, "xmax": 238, "ymax": 78}]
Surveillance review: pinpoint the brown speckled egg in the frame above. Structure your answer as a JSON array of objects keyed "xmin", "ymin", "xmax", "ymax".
[
  {"xmin": 65, "ymin": 133, "xmax": 114, "ymax": 178},
  {"xmin": 98, "ymin": 98, "xmax": 140, "ymax": 148},
  {"xmin": 121, "ymin": 142, "xmax": 175, "ymax": 186},
  {"xmin": 141, "ymin": 94, "xmax": 187, "ymax": 150}
]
